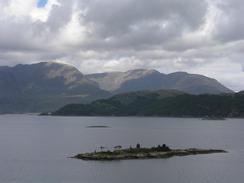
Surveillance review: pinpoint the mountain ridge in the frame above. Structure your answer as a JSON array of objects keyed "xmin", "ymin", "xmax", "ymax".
[
  {"xmin": 0, "ymin": 62, "xmax": 110, "ymax": 113},
  {"xmin": 87, "ymin": 69, "xmax": 233, "ymax": 94},
  {"xmin": 0, "ymin": 62, "xmax": 235, "ymax": 113}
]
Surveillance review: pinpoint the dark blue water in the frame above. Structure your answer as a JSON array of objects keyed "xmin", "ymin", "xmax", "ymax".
[{"xmin": 0, "ymin": 115, "xmax": 243, "ymax": 183}]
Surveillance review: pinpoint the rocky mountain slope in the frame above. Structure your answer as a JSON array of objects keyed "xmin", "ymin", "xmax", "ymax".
[
  {"xmin": 87, "ymin": 69, "xmax": 233, "ymax": 95},
  {"xmin": 0, "ymin": 62, "xmax": 109, "ymax": 113}
]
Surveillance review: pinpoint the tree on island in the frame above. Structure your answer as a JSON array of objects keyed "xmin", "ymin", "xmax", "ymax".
[
  {"xmin": 136, "ymin": 143, "xmax": 141, "ymax": 149},
  {"xmin": 100, "ymin": 146, "xmax": 106, "ymax": 152}
]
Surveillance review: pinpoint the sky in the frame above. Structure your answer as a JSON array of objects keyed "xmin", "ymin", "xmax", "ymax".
[
  {"xmin": 0, "ymin": 0, "xmax": 243, "ymax": 91},
  {"xmin": 37, "ymin": 0, "xmax": 48, "ymax": 8}
]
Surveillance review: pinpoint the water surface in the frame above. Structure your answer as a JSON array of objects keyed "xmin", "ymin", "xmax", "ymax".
[{"xmin": 0, "ymin": 115, "xmax": 243, "ymax": 183}]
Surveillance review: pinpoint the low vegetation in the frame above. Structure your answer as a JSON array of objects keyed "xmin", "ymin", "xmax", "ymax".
[
  {"xmin": 73, "ymin": 144, "xmax": 226, "ymax": 161},
  {"xmin": 53, "ymin": 90, "xmax": 244, "ymax": 117}
]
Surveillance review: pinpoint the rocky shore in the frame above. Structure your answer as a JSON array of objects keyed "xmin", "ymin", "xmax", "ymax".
[{"xmin": 73, "ymin": 144, "xmax": 226, "ymax": 161}]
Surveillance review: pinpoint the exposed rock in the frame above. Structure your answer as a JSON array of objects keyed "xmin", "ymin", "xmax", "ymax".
[{"xmin": 87, "ymin": 69, "xmax": 233, "ymax": 95}]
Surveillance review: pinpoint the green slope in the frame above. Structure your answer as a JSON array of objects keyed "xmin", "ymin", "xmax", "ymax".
[{"xmin": 53, "ymin": 90, "xmax": 244, "ymax": 117}]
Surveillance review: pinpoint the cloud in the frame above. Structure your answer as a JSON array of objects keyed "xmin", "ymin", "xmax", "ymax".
[
  {"xmin": 0, "ymin": 0, "xmax": 244, "ymax": 91},
  {"xmin": 214, "ymin": 0, "xmax": 244, "ymax": 42}
]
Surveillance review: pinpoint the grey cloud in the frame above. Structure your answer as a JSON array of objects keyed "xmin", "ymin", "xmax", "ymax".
[
  {"xmin": 84, "ymin": 0, "xmax": 207, "ymax": 31},
  {"xmin": 215, "ymin": 0, "xmax": 244, "ymax": 42},
  {"xmin": 0, "ymin": 0, "xmax": 209, "ymax": 53},
  {"xmin": 79, "ymin": 0, "xmax": 208, "ymax": 50},
  {"xmin": 43, "ymin": 1, "xmax": 73, "ymax": 32}
]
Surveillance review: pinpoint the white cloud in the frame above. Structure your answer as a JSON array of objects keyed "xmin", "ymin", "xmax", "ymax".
[
  {"xmin": 31, "ymin": 0, "xmax": 60, "ymax": 22},
  {"xmin": 0, "ymin": 0, "xmax": 243, "ymax": 91},
  {"xmin": 4, "ymin": 0, "xmax": 36, "ymax": 18}
]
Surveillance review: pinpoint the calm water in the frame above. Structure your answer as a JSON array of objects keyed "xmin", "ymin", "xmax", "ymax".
[{"xmin": 0, "ymin": 115, "xmax": 244, "ymax": 183}]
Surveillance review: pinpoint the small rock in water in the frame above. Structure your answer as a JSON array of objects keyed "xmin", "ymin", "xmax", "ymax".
[{"xmin": 86, "ymin": 125, "xmax": 110, "ymax": 128}]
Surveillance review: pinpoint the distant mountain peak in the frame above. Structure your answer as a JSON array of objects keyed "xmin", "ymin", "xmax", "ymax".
[
  {"xmin": 86, "ymin": 69, "xmax": 162, "ymax": 91},
  {"xmin": 87, "ymin": 68, "xmax": 233, "ymax": 94},
  {"xmin": 43, "ymin": 61, "xmax": 77, "ymax": 69},
  {"xmin": 14, "ymin": 61, "xmax": 84, "ymax": 85},
  {"xmin": 123, "ymin": 69, "xmax": 160, "ymax": 79},
  {"xmin": 126, "ymin": 68, "xmax": 160, "ymax": 74},
  {"xmin": 123, "ymin": 69, "xmax": 161, "ymax": 79},
  {"xmin": 168, "ymin": 71, "xmax": 188, "ymax": 76},
  {"xmin": 0, "ymin": 62, "xmax": 110, "ymax": 113},
  {"xmin": 15, "ymin": 61, "xmax": 75, "ymax": 69}
]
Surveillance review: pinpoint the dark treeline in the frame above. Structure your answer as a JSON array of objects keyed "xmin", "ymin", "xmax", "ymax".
[{"xmin": 52, "ymin": 90, "xmax": 244, "ymax": 117}]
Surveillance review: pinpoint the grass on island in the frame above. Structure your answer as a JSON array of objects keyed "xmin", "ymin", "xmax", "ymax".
[{"xmin": 73, "ymin": 144, "xmax": 226, "ymax": 161}]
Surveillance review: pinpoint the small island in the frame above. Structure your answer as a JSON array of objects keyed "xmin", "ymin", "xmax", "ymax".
[
  {"xmin": 86, "ymin": 125, "xmax": 110, "ymax": 128},
  {"xmin": 73, "ymin": 144, "xmax": 226, "ymax": 161}
]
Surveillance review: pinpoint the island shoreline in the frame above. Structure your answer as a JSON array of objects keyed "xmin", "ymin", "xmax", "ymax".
[{"xmin": 72, "ymin": 145, "xmax": 227, "ymax": 161}]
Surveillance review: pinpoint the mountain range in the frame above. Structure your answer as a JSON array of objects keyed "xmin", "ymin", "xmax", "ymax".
[
  {"xmin": 87, "ymin": 69, "xmax": 233, "ymax": 95},
  {"xmin": 0, "ymin": 62, "xmax": 234, "ymax": 113}
]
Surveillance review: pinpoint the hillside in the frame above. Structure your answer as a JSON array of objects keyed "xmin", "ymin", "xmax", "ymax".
[
  {"xmin": 53, "ymin": 90, "xmax": 244, "ymax": 117},
  {"xmin": 0, "ymin": 62, "xmax": 110, "ymax": 113},
  {"xmin": 0, "ymin": 62, "xmax": 235, "ymax": 113},
  {"xmin": 87, "ymin": 69, "xmax": 233, "ymax": 95}
]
